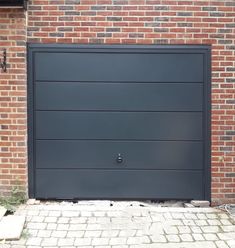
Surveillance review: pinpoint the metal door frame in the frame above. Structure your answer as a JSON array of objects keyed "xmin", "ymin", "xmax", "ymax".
[{"xmin": 27, "ymin": 44, "xmax": 211, "ymax": 200}]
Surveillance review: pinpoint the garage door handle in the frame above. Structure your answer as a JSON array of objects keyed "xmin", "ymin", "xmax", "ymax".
[{"xmin": 116, "ymin": 153, "xmax": 123, "ymax": 164}]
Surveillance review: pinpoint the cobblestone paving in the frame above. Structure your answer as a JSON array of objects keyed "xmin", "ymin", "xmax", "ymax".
[{"xmin": 3, "ymin": 201, "xmax": 235, "ymax": 248}]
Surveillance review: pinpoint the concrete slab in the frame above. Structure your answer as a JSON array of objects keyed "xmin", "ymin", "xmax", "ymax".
[
  {"xmin": 0, "ymin": 216, "xmax": 25, "ymax": 240},
  {"xmin": 191, "ymin": 200, "xmax": 210, "ymax": 207},
  {"xmin": 0, "ymin": 206, "xmax": 7, "ymax": 220}
]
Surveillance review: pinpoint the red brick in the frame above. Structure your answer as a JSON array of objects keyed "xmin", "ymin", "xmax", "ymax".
[{"xmin": 0, "ymin": 1, "xmax": 234, "ymax": 205}]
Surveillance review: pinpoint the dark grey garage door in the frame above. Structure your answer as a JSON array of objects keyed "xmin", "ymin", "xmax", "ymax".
[{"xmin": 28, "ymin": 44, "xmax": 211, "ymax": 200}]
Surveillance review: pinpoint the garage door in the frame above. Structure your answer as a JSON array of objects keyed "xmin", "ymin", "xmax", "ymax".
[{"xmin": 28, "ymin": 44, "xmax": 211, "ymax": 200}]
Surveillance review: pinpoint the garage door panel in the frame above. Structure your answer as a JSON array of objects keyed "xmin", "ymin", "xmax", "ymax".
[
  {"xmin": 36, "ymin": 111, "xmax": 203, "ymax": 140},
  {"xmin": 29, "ymin": 45, "xmax": 210, "ymax": 200},
  {"xmin": 36, "ymin": 140, "xmax": 203, "ymax": 170},
  {"xmin": 35, "ymin": 52, "xmax": 204, "ymax": 83},
  {"xmin": 35, "ymin": 83, "xmax": 203, "ymax": 111},
  {"xmin": 36, "ymin": 169, "xmax": 204, "ymax": 199}
]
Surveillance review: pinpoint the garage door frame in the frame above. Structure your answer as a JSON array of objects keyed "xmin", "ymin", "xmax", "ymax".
[{"xmin": 27, "ymin": 44, "xmax": 211, "ymax": 200}]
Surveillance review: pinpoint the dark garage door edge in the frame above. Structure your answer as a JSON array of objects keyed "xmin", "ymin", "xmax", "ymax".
[{"xmin": 27, "ymin": 44, "xmax": 211, "ymax": 201}]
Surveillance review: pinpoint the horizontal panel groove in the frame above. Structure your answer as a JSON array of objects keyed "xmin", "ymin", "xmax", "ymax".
[
  {"xmin": 36, "ymin": 168, "xmax": 203, "ymax": 171},
  {"xmin": 36, "ymin": 139, "xmax": 203, "ymax": 141},
  {"xmin": 35, "ymin": 81, "xmax": 204, "ymax": 84},
  {"xmin": 35, "ymin": 110, "xmax": 203, "ymax": 113},
  {"xmin": 34, "ymin": 51, "xmax": 206, "ymax": 55}
]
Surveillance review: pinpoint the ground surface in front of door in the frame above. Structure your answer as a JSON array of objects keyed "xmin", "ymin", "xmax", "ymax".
[{"xmin": 3, "ymin": 201, "xmax": 235, "ymax": 248}]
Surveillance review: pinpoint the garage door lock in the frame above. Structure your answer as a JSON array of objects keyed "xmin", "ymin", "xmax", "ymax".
[{"xmin": 116, "ymin": 153, "xmax": 123, "ymax": 164}]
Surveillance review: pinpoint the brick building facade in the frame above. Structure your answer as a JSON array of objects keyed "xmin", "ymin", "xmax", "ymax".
[{"xmin": 0, "ymin": 0, "xmax": 235, "ymax": 205}]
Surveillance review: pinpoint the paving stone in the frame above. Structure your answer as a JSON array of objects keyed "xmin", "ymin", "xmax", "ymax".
[
  {"xmin": 47, "ymin": 223, "xmax": 57, "ymax": 230},
  {"xmin": 27, "ymin": 229, "xmax": 38, "ymax": 237},
  {"xmin": 163, "ymin": 226, "xmax": 178, "ymax": 234},
  {"xmin": 195, "ymin": 220, "xmax": 208, "ymax": 226},
  {"xmin": 102, "ymin": 230, "xmax": 119, "ymax": 237},
  {"xmin": 92, "ymin": 237, "xmax": 109, "ymax": 245},
  {"xmin": 164, "ymin": 220, "xmax": 183, "ymax": 226},
  {"xmin": 81, "ymin": 211, "xmax": 92, "ymax": 217},
  {"xmin": 49, "ymin": 211, "xmax": 61, "ymax": 217},
  {"xmin": 39, "ymin": 210, "xmax": 49, "ymax": 217},
  {"xmin": 227, "ymin": 240, "xmax": 235, "ymax": 248},
  {"xmin": 26, "ymin": 237, "xmax": 42, "ymax": 246},
  {"xmin": 109, "ymin": 237, "xmax": 127, "ymax": 245},
  {"xmin": 221, "ymin": 219, "xmax": 233, "ymax": 225},
  {"xmin": 204, "ymin": 233, "xmax": 219, "ymax": 241},
  {"xmin": 0, "ymin": 245, "xmax": 11, "ymax": 248},
  {"xmin": 192, "ymin": 233, "xmax": 205, "ymax": 241},
  {"xmin": 191, "ymin": 226, "xmax": 202, "ymax": 234},
  {"xmin": 70, "ymin": 217, "xmax": 87, "ymax": 224},
  {"xmin": 51, "ymin": 231, "xmax": 67, "ymax": 238},
  {"xmin": 0, "ymin": 216, "xmax": 25, "ymax": 240},
  {"xmin": 166, "ymin": 234, "xmax": 180, "ymax": 242},
  {"xmin": 206, "ymin": 214, "xmax": 218, "ymax": 219},
  {"xmin": 3, "ymin": 202, "xmax": 235, "ymax": 248},
  {"xmin": 151, "ymin": 213, "xmax": 165, "ymax": 221},
  {"xmin": 66, "ymin": 231, "xmax": 84, "ymax": 238},
  {"xmin": 191, "ymin": 200, "xmax": 210, "ymax": 208},
  {"xmin": 119, "ymin": 229, "xmax": 136, "ymax": 237},
  {"xmin": 44, "ymin": 217, "xmax": 57, "ymax": 223},
  {"xmin": 184, "ymin": 203, "xmax": 195, "ymax": 208},
  {"xmin": 57, "ymin": 224, "xmax": 70, "ymax": 231},
  {"xmin": 69, "ymin": 224, "xmax": 86, "ymax": 231},
  {"xmin": 215, "ymin": 241, "xmax": 229, "ymax": 248},
  {"xmin": 84, "ymin": 230, "xmax": 102, "ymax": 238},
  {"xmin": 62, "ymin": 211, "xmax": 79, "ymax": 217},
  {"xmin": 178, "ymin": 226, "xmax": 191, "ymax": 234},
  {"xmin": 183, "ymin": 219, "xmax": 195, "ymax": 226},
  {"xmin": 94, "ymin": 211, "xmax": 106, "ymax": 217},
  {"xmin": 11, "ymin": 245, "xmax": 25, "ymax": 248},
  {"xmin": 218, "ymin": 214, "xmax": 230, "ymax": 219},
  {"xmin": 41, "ymin": 237, "xmax": 58, "ymax": 246},
  {"xmin": 180, "ymin": 234, "xmax": 193, "ymax": 242},
  {"xmin": 31, "ymin": 216, "xmax": 45, "ymax": 223},
  {"xmin": 57, "ymin": 238, "xmax": 74, "ymax": 246},
  {"xmin": 172, "ymin": 213, "xmax": 184, "ymax": 219},
  {"xmin": 112, "ymin": 246, "xmax": 128, "ymax": 248},
  {"xmin": 28, "ymin": 210, "xmax": 40, "ymax": 216},
  {"xmin": 184, "ymin": 213, "xmax": 197, "ymax": 220},
  {"xmin": 208, "ymin": 219, "xmax": 222, "ymax": 225},
  {"xmin": 37, "ymin": 230, "xmax": 52, "ymax": 238},
  {"xmin": 201, "ymin": 226, "xmax": 220, "ymax": 233},
  {"xmin": 163, "ymin": 213, "xmax": 173, "ymax": 220},
  {"xmin": 86, "ymin": 224, "xmax": 102, "ymax": 230},
  {"xmin": 74, "ymin": 237, "xmax": 92, "ymax": 246},
  {"xmin": 217, "ymin": 232, "xmax": 235, "ymax": 241},
  {"xmin": 221, "ymin": 226, "xmax": 235, "ymax": 232},
  {"xmin": 127, "ymin": 236, "xmax": 150, "ymax": 244},
  {"xmin": 149, "ymin": 223, "xmax": 164, "ymax": 234},
  {"xmin": 8, "ymin": 238, "xmax": 26, "ymax": 245},
  {"xmin": 57, "ymin": 217, "xmax": 70, "ymax": 224},
  {"xmin": 27, "ymin": 222, "xmax": 47, "ymax": 230},
  {"xmin": 150, "ymin": 234, "xmax": 167, "ymax": 243},
  {"xmin": 197, "ymin": 213, "xmax": 207, "ymax": 219},
  {"xmin": 27, "ymin": 199, "xmax": 36, "ymax": 205}
]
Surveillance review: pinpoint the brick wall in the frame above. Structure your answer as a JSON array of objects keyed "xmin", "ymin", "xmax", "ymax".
[
  {"xmin": 1, "ymin": 0, "xmax": 235, "ymax": 205},
  {"xmin": 0, "ymin": 9, "xmax": 27, "ymax": 196}
]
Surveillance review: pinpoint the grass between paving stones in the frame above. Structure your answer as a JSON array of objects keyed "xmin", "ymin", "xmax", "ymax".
[
  {"xmin": 0, "ymin": 186, "xmax": 26, "ymax": 213},
  {"xmin": 20, "ymin": 229, "xmax": 31, "ymax": 239}
]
